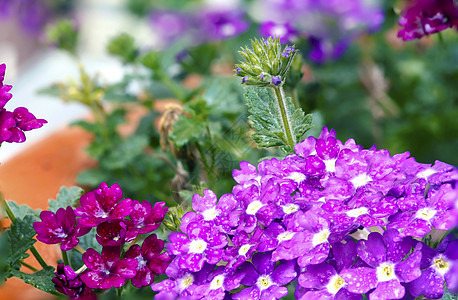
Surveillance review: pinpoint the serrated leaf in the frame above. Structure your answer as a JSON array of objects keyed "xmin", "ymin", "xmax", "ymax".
[
  {"xmin": 48, "ymin": 186, "xmax": 84, "ymax": 213},
  {"xmin": 442, "ymin": 287, "xmax": 458, "ymax": 300},
  {"xmin": 5, "ymin": 216, "xmax": 37, "ymax": 271},
  {"xmin": 10, "ymin": 267, "xmax": 57, "ymax": 294},
  {"xmin": 101, "ymin": 135, "xmax": 149, "ymax": 169},
  {"xmin": 170, "ymin": 117, "xmax": 207, "ymax": 148},
  {"xmin": 7, "ymin": 201, "xmax": 41, "ymax": 222}
]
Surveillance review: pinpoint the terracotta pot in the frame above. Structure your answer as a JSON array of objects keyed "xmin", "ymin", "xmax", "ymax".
[{"xmin": 0, "ymin": 126, "xmax": 95, "ymax": 299}]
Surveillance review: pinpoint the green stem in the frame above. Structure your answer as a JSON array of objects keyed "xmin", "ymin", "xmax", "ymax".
[
  {"xmin": 74, "ymin": 244, "xmax": 86, "ymax": 255},
  {"xmin": 61, "ymin": 249, "xmax": 70, "ymax": 267},
  {"xmin": 1, "ymin": 195, "xmax": 48, "ymax": 269},
  {"xmin": 20, "ymin": 261, "xmax": 38, "ymax": 272},
  {"xmin": 272, "ymin": 85, "xmax": 295, "ymax": 149},
  {"xmin": 159, "ymin": 73, "xmax": 186, "ymax": 101}
]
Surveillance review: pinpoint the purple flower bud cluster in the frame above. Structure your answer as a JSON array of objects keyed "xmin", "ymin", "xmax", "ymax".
[
  {"xmin": 398, "ymin": 0, "xmax": 458, "ymax": 40},
  {"xmin": 159, "ymin": 126, "xmax": 458, "ymax": 299},
  {"xmin": 150, "ymin": 6, "xmax": 249, "ymax": 48},
  {"xmin": 33, "ymin": 182, "xmax": 171, "ymax": 298},
  {"xmin": 0, "ymin": 64, "xmax": 47, "ymax": 144},
  {"xmin": 252, "ymin": 0, "xmax": 384, "ymax": 63}
]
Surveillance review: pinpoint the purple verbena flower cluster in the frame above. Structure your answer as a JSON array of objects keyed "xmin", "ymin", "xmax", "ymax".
[
  {"xmin": 0, "ymin": 63, "xmax": 47, "ymax": 143},
  {"xmin": 33, "ymin": 182, "xmax": 171, "ymax": 298},
  {"xmin": 150, "ymin": 5, "xmax": 249, "ymax": 48},
  {"xmin": 159, "ymin": 126, "xmax": 458, "ymax": 299},
  {"xmin": 251, "ymin": 0, "xmax": 385, "ymax": 63},
  {"xmin": 398, "ymin": 0, "xmax": 458, "ymax": 40}
]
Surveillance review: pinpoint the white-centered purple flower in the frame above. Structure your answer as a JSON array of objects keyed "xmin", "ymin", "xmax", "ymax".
[
  {"xmin": 233, "ymin": 252, "xmax": 297, "ymax": 300},
  {"xmin": 75, "ymin": 182, "xmax": 132, "ymax": 227},
  {"xmin": 33, "ymin": 206, "xmax": 90, "ymax": 251},
  {"xmin": 341, "ymin": 230, "xmax": 422, "ymax": 299},
  {"xmin": 167, "ymin": 221, "xmax": 227, "ymax": 272}
]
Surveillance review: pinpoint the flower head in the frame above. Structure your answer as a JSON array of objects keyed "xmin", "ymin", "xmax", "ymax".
[
  {"xmin": 52, "ymin": 264, "xmax": 96, "ymax": 300},
  {"xmin": 33, "ymin": 206, "xmax": 90, "ymax": 251},
  {"xmin": 75, "ymin": 182, "xmax": 132, "ymax": 227},
  {"xmin": 80, "ymin": 246, "xmax": 137, "ymax": 289}
]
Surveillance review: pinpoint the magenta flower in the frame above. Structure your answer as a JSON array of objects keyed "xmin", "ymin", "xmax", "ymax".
[
  {"xmin": 80, "ymin": 246, "xmax": 137, "ymax": 289},
  {"xmin": 124, "ymin": 234, "xmax": 172, "ymax": 288},
  {"xmin": 0, "ymin": 63, "xmax": 47, "ymax": 144},
  {"xmin": 259, "ymin": 21, "xmax": 297, "ymax": 43},
  {"xmin": 75, "ymin": 182, "xmax": 132, "ymax": 227},
  {"xmin": 52, "ymin": 264, "xmax": 96, "ymax": 300},
  {"xmin": 129, "ymin": 200, "xmax": 167, "ymax": 234},
  {"xmin": 33, "ymin": 206, "xmax": 90, "ymax": 251},
  {"xmin": 95, "ymin": 219, "xmax": 136, "ymax": 246}
]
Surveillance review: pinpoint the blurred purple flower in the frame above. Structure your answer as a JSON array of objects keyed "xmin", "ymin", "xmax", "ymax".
[
  {"xmin": 150, "ymin": 11, "xmax": 190, "ymax": 46},
  {"xmin": 259, "ymin": 21, "xmax": 297, "ymax": 43},
  {"xmin": 33, "ymin": 206, "xmax": 90, "ymax": 251},
  {"xmin": 196, "ymin": 9, "xmax": 249, "ymax": 42}
]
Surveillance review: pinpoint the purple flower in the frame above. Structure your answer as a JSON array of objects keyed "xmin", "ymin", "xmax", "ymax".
[
  {"xmin": 129, "ymin": 200, "xmax": 167, "ymax": 234},
  {"xmin": 80, "ymin": 246, "xmax": 137, "ymax": 289},
  {"xmin": 341, "ymin": 229, "xmax": 422, "ymax": 299},
  {"xmin": 124, "ymin": 234, "xmax": 171, "ymax": 288},
  {"xmin": 149, "ymin": 11, "xmax": 189, "ymax": 46},
  {"xmin": 75, "ymin": 182, "xmax": 132, "ymax": 227},
  {"xmin": 33, "ymin": 206, "xmax": 90, "ymax": 251},
  {"xmin": 95, "ymin": 219, "xmax": 136, "ymax": 246},
  {"xmin": 259, "ymin": 21, "xmax": 297, "ymax": 43},
  {"xmin": 223, "ymin": 227, "xmax": 263, "ymax": 269},
  {"xmin": 398, "ymin": 0, "xmax": 458, "ymax": 40},
  {"xmin": 196, "ymin": 9, "xmax": 249, "ymax": 42},
  {"xmin": 198, "ymin": 266, "xmax": 245, "ymax": 299},
  {"xmin": 0, "ymin": 63, "xmax": 47, "ymax": 144},
  {"xmin": 408, "ymin": 238, "xmax": 458, "ymax": 298},
  {"xmin": 233, "ymin": 252, "xmax": 297, "ymax": 300},
  {"xmin": 52, "ymin": 264, "xmax": 96, "ymax": 300},
  {"xmin": 272, "ymin": 76, "xmax": 282, "ymax": 85},
  {"xmin": 167, "ymin": 221, "xmax": 227, "ymax": 272}
]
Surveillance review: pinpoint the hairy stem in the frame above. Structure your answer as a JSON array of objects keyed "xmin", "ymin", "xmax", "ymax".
[{"xmin": 272, "ymin": 85, "xmax": 295, "ymax": 148}]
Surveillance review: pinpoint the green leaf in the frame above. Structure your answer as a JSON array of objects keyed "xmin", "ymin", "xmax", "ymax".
[
  {"xmin": 48, "ymin": 186, "xmax": 84, "ymax": 213},
  {"xmin": 170, "ymin": 117, "xmax": 207, "ymax": 148},
  {"xmin": 10, "ymin": 267, "xmax": 57, "ymax": 294},
  {"xmin": 77, "ymin": 168, "xmax": 107, "ymax": 187},
  {"xmin": 45, "ymin": 19, "xmax": 78, "ymax": 55},
  {"xmin": 4, "ymin": 216, "xmax": 37, "ymax": 271},
  {"xmin": 442, "ymin": 287, "xmax": 458, "ymax": 300},
  {"xmin": 140, "ymin": 51, "xmax": 161, "ymax": 71},
  {"xmin": 107, "ymin": 33, "xmax": 138, "ymax": 64},
  {"xmin": 101, "ymin": 135, "xmax": 149, "ymax": 169},
  {"xmin": 7, "ymin": 201, "xmax": 41, "ymax": 222}
]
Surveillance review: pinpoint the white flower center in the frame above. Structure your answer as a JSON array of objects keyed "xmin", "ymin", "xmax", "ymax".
[
  {"xmin": 326, "ymin": 275, "xmax": 346, "ymax": 295},
  {"xmin": 417, "ymin": 168, "xmax": 436, "ymax": 179},
  {"xmin": 415, "ymin": 207, "xmax": 437, "ymax": 221},
  {"xmin": 282, "ymin": 203, "xmax": 299, "ymax": 215},
  {"xmin": 246, "ymin": 200, "xmax": 263, "ymax": 215},
  {"xmin": 210, "ymin": 275, "xmax": 225, "ymax": 290},
  {"xmin": 202, "ymin": 207, "xmax": 219, "ymax": 221},
  {"xmin": 376, "ymin": 262, "xmax": 397, "ymax": 282},
  {"xmin": 271, "ymin": 24, "xmax": 287, "ymax": 37},
  {"xmin": 312, "ymin": 228, "xmax": 330, "ymax": 247},
  {"xmin": 178, "ymin": 274, "xmax": 194, "ymax": 291},
  {"xmin": 287, "ymin": 172, "xmax": 306, "ymax": 183},
  {"xmin": 256, "ymin": 275, "xmax": 273, "ymax": 291},
  {"xmin": 324, "ymin": 159, "xmax": 337, "ymax": 173},
  {"xmin": 433, "ymin": 256, "xmax": 450, "ymax": 276},
  {"xmin": 221, "ymin": 23, "xmax": 236, "ymax": 36},
  {"xmin": 351, "ymin": 173, "xmax": 372, "ymax": 188},
  {"xmin": 346, "ymin": 207, "xmax": 368, "ymax": 218},
  {"xmin": 113, "ymin": 236, "xmax": 121, "ymax": 241},
  {"xmin": 189, "ymin": 239, "xmax": 208, "ymax": 254},
  {"xmin": 277, "ymin": 231, "xmax": 295, "ymax": 242},
  {"xmin": 238, "ymin": 244, "xmax": 252, "ymax": 256}
]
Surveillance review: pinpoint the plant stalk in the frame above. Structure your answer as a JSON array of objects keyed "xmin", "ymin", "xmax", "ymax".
[
  {"xmin": 20, "ymin": 261, "xmax": 38, "ymax": 272},
  {"xmin": 62, "ymin": 249, "xmax": 70, "ymax": 267},
  {"xmin": 1, "ymin": 194, "xmax": 48, "ymax": 269},
  {"xmin": 272, "ymin": 85, "xmax": 295, "ymax": 148}
]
